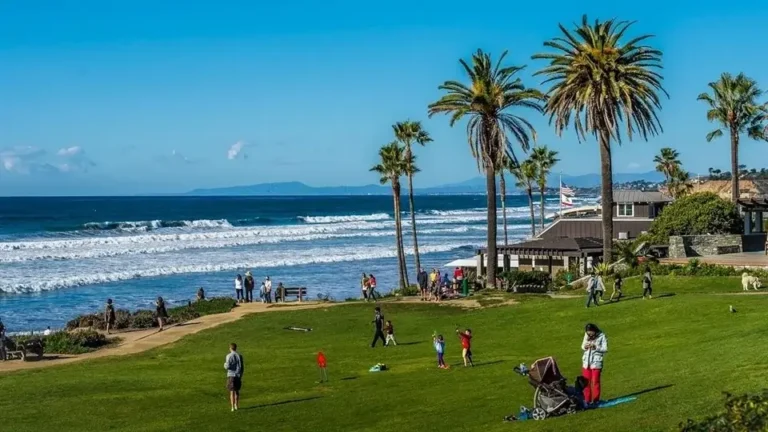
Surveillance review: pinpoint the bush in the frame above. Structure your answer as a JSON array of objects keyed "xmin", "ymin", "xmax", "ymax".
[
  {"xmin": 502, "ymin": 270, "xmax": 551, "ymax": 292},
  {"xmin": 131, "ymin": 311, "xmax": 156, "ymax": 329},
  {"xmin": 647, "ymin": 192, "xmax": 742, "ymax": 244},
  {"xmin": 679, "ymin": 390, "xmax": 768, "ymax": 431},
  {"xmin": 14, "ymin": 330, "xmax": 116, "ymax": 355},
  {"xmin": 393, "ymin": 284, "xmax": 420, "ymax": 297}
]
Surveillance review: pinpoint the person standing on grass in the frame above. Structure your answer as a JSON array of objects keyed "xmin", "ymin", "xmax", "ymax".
[
  {"xmin": 585, "ymin": 271, "xmax": 604, "ymax": 308},
  {"xmin": 429, "ymin": 269, "xmax": 438, "ymax": 301},
  {"xmin": 642, "ymin": 266, "xmax": 653, "ymax": 299},
  {"xmin": 104, "ymin": 299, "xmax": 116, "ymax": 335},
  {"xmin": 361, "ymin": 272, "xmax": 369, "ymax": 301},
  {"xmin": 610, "ymin": 274, "xmax": 623, "ymax": 302},
  {"xmin": 155, "ymin": 297, "xmax": 168, "ymax": 331},
  {"xmin": 384, "ymin": 320, "xmax": 397, "ymax": 346},
  {"xmin": 197, "ymin": 287, "xmax": 206, "ymax": 302},
  {"xmin": 456, "ymin": 328, "xmax": 474, "ymax": 367},
  {"xmin": 234, "ymin": 274, "xmax": 244, "ymax": 303},
  {"xmin": 433, "ymin": 334, "xmax": 447, "ymax": 369},
  {"xmin": 418, "ymin": 267, "xmax": 428, "ymax": 301},
  {"xmin": 368, "ymin": 274, "xmax": 378, "ymax": 301},
  {"xmin": 224, "ymin": 343, "xmax": 244, "ymax": 412},
  {"xmin": 244, "ymin": 272, "xmax": 255, "ymax": 303},
  {"xmin": 581, "ymin": 323, "xmax": 608, "ymax": 406},
  {"xmin": 371, "ymin": 307, "xmax": 386, "ymax": 347},
  {"xmin": 454, "ymin": 267, "xmax": 464, "ymax": 292}
]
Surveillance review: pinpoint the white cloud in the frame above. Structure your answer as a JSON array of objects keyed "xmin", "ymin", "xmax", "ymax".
[
  {"xmin": 57, "ymin": 146, "xmax": 83, "ymax": 157},
  {"xmin": 227, "ymin": 141, "xmax": 248, "ymax": 160},
  {"xmin": 0, "ymin": 146, "xmax": 47, "ymax": 174},
  {"xmin": 627, "ymin": 162, "xmax": 641, "ymax": 170}
]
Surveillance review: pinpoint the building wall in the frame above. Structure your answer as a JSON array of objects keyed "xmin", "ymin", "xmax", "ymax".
[
  {"xmin": 612, "ymin": 202, "xmax": 650, "ymax": 218},
  {"xmin": 540, "ymin": 219, "xmax": 653, "ymax": 240}
]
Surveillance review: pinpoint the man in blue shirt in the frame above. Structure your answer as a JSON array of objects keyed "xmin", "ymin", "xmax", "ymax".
[{"xmin": 224, "ymin": 343, "xmax": 245, "ymax": 411}]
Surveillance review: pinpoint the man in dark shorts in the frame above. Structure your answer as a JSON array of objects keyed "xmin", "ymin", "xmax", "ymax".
[
  {"xmin": 371, "ymin": 307, "xmax": 386, "ymax": 347},
  {"xmin": 224, "ymin": 343, "xmax": 245, "ymax": 411},
  {"xmin": 417, "ymin": 267, "xmax": 428, "ymax": 301}
]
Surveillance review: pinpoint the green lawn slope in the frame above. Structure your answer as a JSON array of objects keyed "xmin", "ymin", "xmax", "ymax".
[{"xmin": 2, "ymin": 276, "xmax": 767, "ymax": 432}]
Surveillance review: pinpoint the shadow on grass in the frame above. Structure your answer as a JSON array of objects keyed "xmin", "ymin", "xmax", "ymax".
[
  {"xmin": 597, "ymin": 293, "xmax": 676, "ymax": 306},
  {"xmin": 244, "ymin": 396, "xmax": 323, "ymax": 410},
  {"xmin": 397, "ymin": 341, "xmax": 424, "ymax": 346},
  {"xmin": 612, "ymin": 384, "xmax": 674, "ymax": 401},
  {"xmin": 449, "ymin": 360, "xmax": 504, "ymax": 368},
  {"xmin": 340, "ymin": 376, "xmax": 358, "ymax": 381}
]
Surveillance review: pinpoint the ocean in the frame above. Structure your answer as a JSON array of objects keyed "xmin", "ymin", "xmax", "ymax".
[{"xmin": 0, "ymin": 195, "xmax": 581, "ymax": 331}]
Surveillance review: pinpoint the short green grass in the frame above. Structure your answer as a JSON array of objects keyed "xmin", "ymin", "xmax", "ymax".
[{"xmin": 2, "ymin": 277, "xmax": 766, "ymax": 432}]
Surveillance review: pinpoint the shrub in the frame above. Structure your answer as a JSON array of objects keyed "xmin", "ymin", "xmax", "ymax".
[
  {"xmin": 502, "ymin": 270, "xmax": 551, "ymax": 292},
  {"xmin": 393, "ymin": 284, "xmax": 420, "ymax": 297},
  {"xmin": 131, "ymin": 311, "xmax": 156, "ymax": 329},
  {"xmin": 647, "ymin": 192, "xmax": 742, "ymax": 244},
  {"xmin": 14, "ymin": 330, "xmax": 116, "ymax": 355},
  {"xmin": 679, "ymin": 390, "xmax": 768, "ymax": 431}
]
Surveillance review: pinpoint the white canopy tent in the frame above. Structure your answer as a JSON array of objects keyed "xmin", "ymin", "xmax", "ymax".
[{"xmin": 444, "ymin": 255, "xmax": 519, "ymax": 269}]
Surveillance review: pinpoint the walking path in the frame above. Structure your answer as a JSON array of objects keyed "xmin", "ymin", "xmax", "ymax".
[{"xmin": 0, "ymin": 301, "xmax": 338, "ymax": 374}]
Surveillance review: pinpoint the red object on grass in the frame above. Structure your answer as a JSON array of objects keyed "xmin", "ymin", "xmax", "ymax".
[{"xmin": 317, "ymin": 352, "xmax": 327, "ymax": 368}]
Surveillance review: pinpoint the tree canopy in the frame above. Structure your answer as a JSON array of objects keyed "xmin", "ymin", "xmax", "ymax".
[{"xmin": 647, "ymin": 192, "xmax": 742, "ymax": 244}]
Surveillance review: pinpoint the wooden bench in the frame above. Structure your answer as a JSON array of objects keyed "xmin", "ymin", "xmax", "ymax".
[{"xmin": 277, "ymin": 287, "xmax": 307, "ymax": 302}]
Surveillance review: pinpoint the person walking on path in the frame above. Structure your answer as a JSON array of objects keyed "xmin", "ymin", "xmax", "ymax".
[
  {"xmin": 155, "ymin": 297, "xmax": 168, "ymax": 331},
  {"xmin": 384, "ymin": 320, "xmax": 397, "ymax": 346},
  {"xmin": 417, "ymin": 267, "xmax": 428, "ymax": 301},
  {"xmin": 581, "ymin": 323, "xmax": 608, "ymax": 406},
  {"xmin": 234, "ymin": 274, "xmax": 244, "ymax": 303},
  {"xmin": 224, "ymin": 343, "xmax": 245, "ymax": 412},
  {"xmin": 361, "ymin": 273, "xmax": 369, "ymax": 301},
  {"xmin": 456, "ymin": 328, "xmax": 474, "ymax": 367},
  {"xmin": 104, "ymin": 299, "xmax": 116, "ymax": 334},
  {"xmin": 244, "ymin": 272, "xmax": 255, "ymax": 303},
  {"xmin": 610, "ymin": 274, "xmax": 623, "ymax": 302},
  {"xmin": 585, "ymin": 271, "xmax": 605, "ymax": 308},
  {"xmin": 264, "ymin": 277, "xmax": 273, "ymax": 303},
  {"xmin": 368, "ymin": 274, "xmax": 378, "ymax": 301},
  {"xmin": 642, "ymin": 267, "xmax": 653, "ymax": 299},
  {"xmin": 370, "ymin": 307, "xmax": 386, "ymax": 347}
]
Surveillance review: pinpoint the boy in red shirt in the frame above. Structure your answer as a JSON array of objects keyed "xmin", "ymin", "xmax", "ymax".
[{"xmin": 456, "ymin": 328, "xmax": 474, "ymax": 367}]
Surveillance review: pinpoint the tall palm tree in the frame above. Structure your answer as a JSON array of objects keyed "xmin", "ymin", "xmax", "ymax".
[
  {"xmin": 511, "ymin": 159, "xmax": 538, "ymax": 238},
  {"xmin": 530, "ymin": 146, "xmax": 559, "ymax": 230},
  {"xmin": 534, "ymin": 16, "xmax": 667, "ymax": 262},
  {"xmin": 428, "ymin": 49, "xmax": 545, "ymax": 288},
  {"xmin": 498, "ymin": 163, "xmax": 510, "ymax": 247},
  {"xmin": 393, "ymin": 121, "xmax": 432, "ymax": 276},
  {"xmin": 653, "ymin": 147, "xmax": 681, "ymax": 183},
  {"xmin": 698, "ymin": 72, "xmax": 768, "ymax": 202},
  {"xmin": 370, "ymin": 142, "xmax": 409, "ymax": 289},
  {"xmin": 668, "ymin": 166, "xmax": 693, "ymax": 199}
]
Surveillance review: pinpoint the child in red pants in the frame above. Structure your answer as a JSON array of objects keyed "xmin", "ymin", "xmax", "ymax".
[{"xmin": 581, "ymin": 323, "xmax": 608, "ymax": 406}]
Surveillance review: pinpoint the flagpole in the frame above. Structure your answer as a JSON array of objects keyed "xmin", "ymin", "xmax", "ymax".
[{"xmin": 559, "ymin": 173, "xmax": 563, "ymax": 217}]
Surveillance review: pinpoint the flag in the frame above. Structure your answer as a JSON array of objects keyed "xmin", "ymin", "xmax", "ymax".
[
  {"xmin": 561, "ymin": 193, "xmax": 574, "ymax": 207},
  {"xmin": 560, "ymin": 181, "xmax": 574, "ymax": 208}
]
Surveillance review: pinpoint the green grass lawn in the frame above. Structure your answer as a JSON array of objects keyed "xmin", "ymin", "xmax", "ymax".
[{"xmin": 2, "ymin": 277, "xmax": 767, "ymax": 432}]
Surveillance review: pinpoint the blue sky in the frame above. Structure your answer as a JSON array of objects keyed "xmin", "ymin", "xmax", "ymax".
[{"xmin": 2, "ymin": 0, "xmax": 768, "ymax": 195}]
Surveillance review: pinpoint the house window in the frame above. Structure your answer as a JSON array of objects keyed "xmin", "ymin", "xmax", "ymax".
[{"xmin": 617, "ymin": 203, "xmax": 634, "ymax": 217}]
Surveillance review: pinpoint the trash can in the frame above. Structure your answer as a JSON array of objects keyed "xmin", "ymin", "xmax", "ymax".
[{"xmin": 462, "ymin": 279, "xmax": 469, "ymax": 296}]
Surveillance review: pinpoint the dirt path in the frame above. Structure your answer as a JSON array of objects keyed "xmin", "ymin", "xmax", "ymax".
[{"xmin": 0, "ymin": 301, "xmax": 339, "ymax": 374}]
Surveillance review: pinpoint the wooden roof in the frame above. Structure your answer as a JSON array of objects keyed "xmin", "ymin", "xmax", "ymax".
[
  {"xmin": 477, "ymin": 237, "xmax": 604, "ymax": 257},
  {"xmin": 738, "ymin": 197, "xmax": 768, "ymax": 211}
]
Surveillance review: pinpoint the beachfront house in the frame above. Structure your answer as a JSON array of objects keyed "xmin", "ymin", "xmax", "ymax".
[{"xmin": 537, "ymin": 190, "xmax": 673, "ymax": 240}]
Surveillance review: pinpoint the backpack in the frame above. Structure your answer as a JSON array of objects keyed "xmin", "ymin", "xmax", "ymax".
[{"xmin": 589, "ymin": 277, "xmax": 598, "ymax": 291}]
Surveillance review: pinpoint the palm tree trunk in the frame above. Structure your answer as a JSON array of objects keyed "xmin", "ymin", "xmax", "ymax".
[
  {"xmin": 392, "ymin": 183, "xmax": 407, "ymax": 289},
  {"xmin": 527, "ymin": 186, "xmax": 535, "ymax": 238},
  {"xmin": 500, "ymin": 172, "xmax": 508, "ymax": 247},
  {"xmin": 599, "ymin": 133, "xmax": 614, "ymax": 263},
  {"xmin": 539, "ymin": 182, "xmax": 546, "ymax": 231},
  {"xmin": 407, "ymin": 170, "xmax": 421, "ymax": 276},
  {"xmin": 485, "ymin": 168, "xmax": 498, "ymax": 289},
  {"xmin": 730, "ymin": 126, "xmax": 739, "ymax": 202}
]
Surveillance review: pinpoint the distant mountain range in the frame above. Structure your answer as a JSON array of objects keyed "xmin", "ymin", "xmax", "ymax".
[{"xmin": 185, "ymin": 171, "xmax": 664, "ymax": 196}]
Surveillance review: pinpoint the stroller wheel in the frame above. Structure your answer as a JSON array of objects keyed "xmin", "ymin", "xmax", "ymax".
[
  {"xmin": 566, "ymin": 406, "xmax": 577, "ymax": 415},
  {"xmin": 531, "ymin": 408, "xmax": 547, "ymax": 421}
]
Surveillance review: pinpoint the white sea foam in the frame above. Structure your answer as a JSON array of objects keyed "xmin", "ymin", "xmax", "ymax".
[
  {"xmin": 298, "ymin": 213, "xmax": 391, "ymax": 223},
  {"xmin": 82, "ymin": 219, "xmax": 233, "ymax": 232},
  {"xmin": 0, "ymin": 227, "xmax": 474, "ymax": 263},
  {"xmin": 0, "ymin": 242, "xmax": 474, "ymax": 293}
]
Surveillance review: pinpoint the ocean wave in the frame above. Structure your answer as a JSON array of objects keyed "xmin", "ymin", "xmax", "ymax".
[
  {"xmin": 83, "ymin": 219, "xmax": 234, "ymax": 232},
  {"xmin": 0, "ymin": 227, "xmax": 474, "ymax": 263},
  {"xmin": 0, "ymin": 243, "xmax": 474, "ymax": 294},
  {"xmin": 298, "ymin": 213, "xmax": 391, "ymax": 223}
]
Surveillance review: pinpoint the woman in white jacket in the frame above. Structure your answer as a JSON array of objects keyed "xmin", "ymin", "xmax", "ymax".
[{"xmin": 581, "ymin": 323, "xmax": 608, "ymax": 405}]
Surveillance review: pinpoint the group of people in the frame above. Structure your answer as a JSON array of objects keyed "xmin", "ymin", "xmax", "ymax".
[
  {"xmin": 585, "ymin": 266, "xmax": 654, "ymax": 308},
  {"xmin": 235, "ymin": 272, "xmax": 283, "ymax": 303},
  {"xmin": 417, "ymin": 267, "xmax": 464, "ymax": 302},
  {"xmin": 360, "ymin": 273, "xmax": 379, "ymax": 301},
  {"xmin": 103, "ymin": 296, "xmax": 168, "ymax": 333},
  {"xmin": 431, "ymin": 328, "xmax": 474, "ymax": 369}
]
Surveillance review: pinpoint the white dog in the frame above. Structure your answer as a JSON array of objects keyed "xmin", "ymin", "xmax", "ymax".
[{"xmin": 741, "ymin": 273, "xmax": 762, "ymax": 291}]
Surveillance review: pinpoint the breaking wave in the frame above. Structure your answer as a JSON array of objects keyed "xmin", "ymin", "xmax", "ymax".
[{"xmin": 298, "ymin": 213, "xmax": 391, "ymax": 223}]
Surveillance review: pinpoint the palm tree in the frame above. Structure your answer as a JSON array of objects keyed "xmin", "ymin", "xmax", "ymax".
[
  {"xmin": 370, "ymin": 142, "xmax": 409, "ymax": 289},
  {"xmin": 653, "ymin": 147, "xmax": 681, "ymax": 183},
  {"xmin": 698, "ymin": 72, "xmax": 768, "ymax": 202},
  {"xmin": 534, "ymin": 16, "xmax": 667, "ymax": 262},
  {"xmin": 498, "ymin": 163, "xmax": 510, "ymax": 247},
  {"xmin": 511, "ymin": 159, "xmax": 538, "ymax": 238},
  {"xmin": 530, "ymin": 146, "xmax": 559, "ymax": 230},
  {"xmin": 428, "ymin": 49, "xmax": 545, "ymax": 288},
  {"xmin": 392, "ymin": 121, "xmax": 432, "ymax": 276},
  {"xmin": 667, "ymin": 167, "xmax": 693, "ymax": 199}
]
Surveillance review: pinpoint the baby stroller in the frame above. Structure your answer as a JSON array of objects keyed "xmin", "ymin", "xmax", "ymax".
[{"xmin": 527, "ymin": 356, "xmax": 581, "ymax": 420}]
